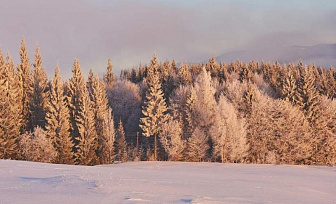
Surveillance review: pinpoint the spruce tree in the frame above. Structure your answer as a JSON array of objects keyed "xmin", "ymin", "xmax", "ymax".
[
  {"xmin": 29, "ymin": 45, "xmax": 48, "ymax": 130},
  {"xmin": 103, "ymin": 107, "xmax": 116, "ymax": 163},
  {"xmin": 117, "ymin": 120, "xmax": 127, "ymax": 162},
  {"xmin": 296, "ymin": 68, "xmax": 320, "ymax": 124},
  {"xmin": 17, "ymin": 37, "xmax": 33, "ymax": 133},
  {"xmin": 45, "ymin": 65, "xmax": 73, "ymax": 164},
  {"xmin": 68, "ymin": 59, "xmax": 98, "ymax": 165},
  {"xmin": 140, "ymin": 54, "xmax": 168, "ymax": 160},
  {"xmin": 105, "ymin": 58, "xmax": 114, "ymax": 87},
  {"xmin": 91, "ymin": 75, "xmax": 109, "ymax": 164},
  {"xmin": 0, "ymin": 55, "xmax": 21, "ymax": 159}
]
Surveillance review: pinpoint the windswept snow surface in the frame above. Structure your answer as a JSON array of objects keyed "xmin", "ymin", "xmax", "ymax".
[{"xmin": 0, "ymin": 160, "xmax": 335, "ymax": 204}]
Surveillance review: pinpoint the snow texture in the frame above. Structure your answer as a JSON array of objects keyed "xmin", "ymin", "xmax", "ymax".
[{"xmin": 0, "ymin": 160, "xmax": 335, "ymax": 203}]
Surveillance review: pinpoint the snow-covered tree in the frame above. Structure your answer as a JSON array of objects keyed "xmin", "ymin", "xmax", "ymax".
[
  {"xmin": 45, "ymin": 65, "xmax": 73, "ymax": 164},
  {"xmin": 17, "ymin": 37, "xmax": 33, "ymax": 132},
  {"xmin": 19, "ymin": 127, "xmax": 57, "ymax": 163},
  {"xmin": 185, "ymin": 127, "xmax": 209, "ymax": 162},
  {"xmin": 102, "ymin": 107, "xmax": 116, "ymax": 164},
  {"xmin": 210, "ymin": 95, "xmax": 248, "ymax": 163},
  {"xmin": 0, "ymin": 54, "xmax": 21, "ymax": 159},
  {"xmin": 105, "ymin": 58, "xmax": 114, "ymax": 87},
  {"xmin": 117, "ymin": 120, "xmax": 128, "ymax": 162},
  {"xmin": 140, "ymin": 54, "xmax": 168, "ymax": 160},
  {"xmin": 29, "ymin": 45, "xmax": 48, "ymax": 130},
  {"xmin": 160, "ymin": 116, "xmax": 185, "ymax": 161}
]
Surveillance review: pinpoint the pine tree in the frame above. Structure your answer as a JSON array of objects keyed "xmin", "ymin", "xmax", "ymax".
[
  {"xmin": 91, "ymin": 74, "xmax": 110, "ymax": 164},
  {"xmin": 76, "ymin": 87, "xmax": 98, "ymax": 165},
  {"xmin": 140, "ymin": 54, "xmax": 168, "ymax": 160},
  {"xmin": 296, "ymin": 68, "xmax": 320, "ymax": 124},
  {"xmin": 178, "ymin": 62, "xmax": 192, "ymax": 86},
  {"xmin": 0, "ymin": 55, "xmax": 21, "ymax": 159},
  {"xmin": 103, "ymin": 107, "xmax": 116, "ymax": 163},
  {"xmin": 17, "ymin": 37, "xmax": 33, "ymax": 133},
  {"xmin": 281, "ymin": 71, "xmax": 297, "ymax": 104},
  {"xmin": 68, "ymin": 59, "xmax": 98, "ymax": 165},
  {"xmin": 160, "ymin": 116, "xmax": 185, "ymax": 161},
  {"xmin": 185, "ymin": 127, "xmax": 209, "ymax": 162},
  {"xmin": 45, "ymin": 65, "xmax": 73, "ymax": 164},
  {"xmin": 117, "ymin": 120, "xmax": 127, "ymax": 162},
  {"xmin": 29, "ymin": 45, "xmax": 48, "ymax": 130},
  {"xmin": 105, "ymin": 58, "xmax": 114, "ymax": 87}
]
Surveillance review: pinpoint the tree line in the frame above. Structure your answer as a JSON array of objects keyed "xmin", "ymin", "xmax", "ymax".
[{"xmin": 0, "ymin": 38, "xmax": 335, "ymax": 165}]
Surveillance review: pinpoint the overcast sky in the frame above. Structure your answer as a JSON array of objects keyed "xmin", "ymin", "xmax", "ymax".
[{"xmin": 0, "ymin": 0, "xmax": 335, "ymax": 78}]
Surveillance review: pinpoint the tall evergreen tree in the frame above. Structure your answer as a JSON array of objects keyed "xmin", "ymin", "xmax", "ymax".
[
  {"xmin": 45, "ymin": 65, "xmax": 73, "ymax": 164},
  {"xmin": 140, "ymin": 54, "xmax": 168, "ymax": 160},
  {"xmin": 91, "ymin": 75, "xmax": 110, "ymax": 164},
  {"xmin": 29, "ymin": 45, "xmax": 48, "ymax": 130},
  {"xmin": 68, "ymin": 59, "xmax": 97, "ymax": 165},
  {"xmin": 0, "ymin": 55, "xmax": 21, "ymax": 159},
  {"xmin": 103, "ymin": 107, "xmax": 116, "ymax": 164},
  {"xmin": 117, "ymin": 120, "xmax": 127, "ymax": 162},
  {"xmin": 296, "ymin": 68, "xmax": 320, "ymax": 124},
  {"xmin": 105, "ymin": 58, "xmax": 114, "ymax": 87},
  {"xmin": 17, "ymin": 37, "xmax": 33, "ymax": 133}
]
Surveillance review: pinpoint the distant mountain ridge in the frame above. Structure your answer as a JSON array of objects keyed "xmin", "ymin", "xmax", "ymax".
[{"xmin": 213, "ymin": 43, "xmax": 336, "ymax": 68}]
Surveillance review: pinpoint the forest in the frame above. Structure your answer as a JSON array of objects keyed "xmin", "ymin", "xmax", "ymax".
[{"xmin": 0, "ymin": 38, "xmax": 335, "ymax": 166}]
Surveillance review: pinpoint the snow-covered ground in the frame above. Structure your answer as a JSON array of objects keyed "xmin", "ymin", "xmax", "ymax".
[{"xmin": 0, "ymin": 160, "xmax": 335, "ymax": 204}]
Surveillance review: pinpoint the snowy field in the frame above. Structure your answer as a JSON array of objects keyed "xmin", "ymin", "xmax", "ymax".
[{"xmin": 0, "ymin": 160, "xmax": 335, "ymax": 204}]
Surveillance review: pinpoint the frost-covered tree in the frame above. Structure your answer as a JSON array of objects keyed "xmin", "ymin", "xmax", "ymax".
[
  {"xmin": 91, "ymin": 75, "xmax": 109, "ymax": 164},
  {"xmin": 19, "ymin": 127, "xmax": 57, "ymax": 163},
  {"xmin": 105, "ymin": 58, "xmax": 114, "ymax": 87},
  {"xmin": 102, "ymin": 107, "xmax": 116, "ymax": 163},
  {"xmin": 0, "ymin": 55, "xmax": 21, "ymax": 159},
  {"xmin": 106, "ymin": 80, "xmax": 142, "ymax": 144},
  {"xmin": 76, "ymin": 87, "xmax": 98, "ymax": 165},
  {"xmin": 45, "ymin": 65, "xmax": 73, "ymax": 164},
  {"xmin": 296, "ymin": 68, "xmax": 320, "ymax": 124},
  {"xmin": 178, "ymin": 62, "xmax": 192, "ymax": 86},
  {"xmin": 140, "ymin": 54, "xmax": 168, "ymax": 160},
  {"xmin": 117, "ymin": 120, "xmax": 127, "ymax": 162},
  {"xmin": 17, "ymin": 37, "xmax": 33, "ymax": 132},
  {"xmin": 210, "ymin": 95, "xmax": 248, "ymax": 163},
  {"xmin": 160, "ymin": 116, "xmax": 185, "ymax": 161},
  {"xmin": 185, "ymin": 127, "xmax": 209, "ymax": 162},
  {"xmin": 29, "ymin": 45, "xmax": 48, "ymax": 130}
]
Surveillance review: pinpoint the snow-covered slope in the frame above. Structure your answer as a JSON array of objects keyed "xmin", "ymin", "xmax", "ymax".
[{"xmin": 0, "ymin": 160, "xmax": 335, "ymax": 204}]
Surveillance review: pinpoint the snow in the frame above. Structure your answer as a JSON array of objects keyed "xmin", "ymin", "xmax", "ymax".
[{"xmin": 0, "ymin": 160, "xmax": 335, "ymax": 204}]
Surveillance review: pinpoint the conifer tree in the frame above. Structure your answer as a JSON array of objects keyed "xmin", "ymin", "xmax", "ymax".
[
  {"xmin": 140, "ymin": 54, "xmax": 168, "ymax": 160},
  {"xmin": 45, "ymin": 65, "xmax": 73, "ymax": 164},
  {"xmin": 281, "ymin": 71, "xmax": 297, "ymax": 104},
  {"xmin": 160, "ymin": 116, "xmax": 185, "ymax": 161},
  {"xmin": 17, "ymin": 37, "xmax": 33, "ymax": 132},
  {"xmin": 87, "ymin": 69, "xmax": 94, "ymax": 95},
  {"xmin": 76, "ymin": 87, "xmax": 98, "ymax": 165},
  {"xmin": 178, "ymin": 62, "xmax": 192, "ymax": 86},
  {"xmin": 103, "ymin": 107, "xmax": 116, "ymax": 163},
  {"xmin": 29, "ymin": 45, "xmax": 48, "ymax": 130},
  {"xmin": 105, "ymin": 58, "xmax": 114, "ymax": 87},
  {"xmin": 185, "ymin": 127, "xmax": 209, "ymax": 162},
  {"xmin": 91, "ymin": 75, "xmax": 110, "ymax": 164},
  {"xmin": 296, "ymin": 68, "xmax": 320, "ymax": 124},
  {"xmin": 0, "ymin": 55, "xmax": 21, "ymax": 159},
  {"xmin": 117, "ymin": 120, "xmax": 127, "ymax": 162},
  {"xmin": 68, "ymin": 59, "xmax": 98, "ymax": 165}
]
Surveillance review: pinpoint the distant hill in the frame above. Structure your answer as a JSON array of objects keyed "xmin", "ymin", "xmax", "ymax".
[{"xmin": 214, "ymin": 43, "xmax": 336, "ymax": 68}]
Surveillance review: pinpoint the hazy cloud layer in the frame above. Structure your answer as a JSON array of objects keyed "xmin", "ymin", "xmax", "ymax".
[{"xmin": 0, "ymin": 0, "xmax": 335, "ymax": 78}]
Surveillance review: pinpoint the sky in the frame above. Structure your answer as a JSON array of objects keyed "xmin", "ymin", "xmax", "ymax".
[{"xmin": 0, "ymin": 0, "xmax": 335, "ymax": 78}]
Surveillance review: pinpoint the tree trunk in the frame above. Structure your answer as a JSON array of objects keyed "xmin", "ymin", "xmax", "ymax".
[{"xmin": 154, "ymin": 134, "xmax": 157, "ymax": 161}]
